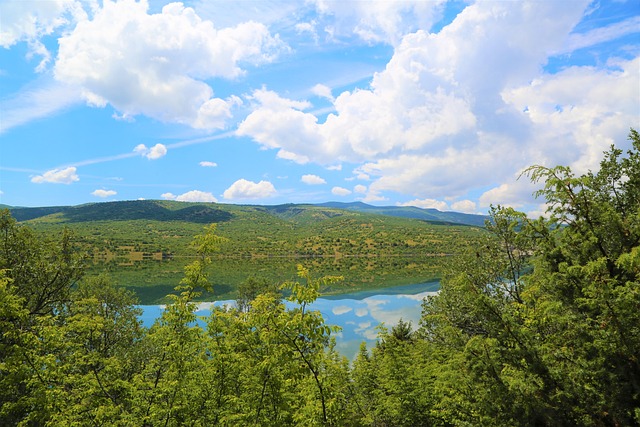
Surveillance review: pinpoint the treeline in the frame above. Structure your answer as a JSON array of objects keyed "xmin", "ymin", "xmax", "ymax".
[{"xmin": 1, "ymin": 131, "xmax": 638, "ymax": 426}]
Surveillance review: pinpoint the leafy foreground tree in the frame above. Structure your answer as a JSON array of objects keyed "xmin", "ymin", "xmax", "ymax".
[
  {"xmin": 0, "ymin": 220, "xmax": 361, "ymax": 426},
  {"xmin": 352, "ymin": 129, "xmax": 640, "ymax": 426}
]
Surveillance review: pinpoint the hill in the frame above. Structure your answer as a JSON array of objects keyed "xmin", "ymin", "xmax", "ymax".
[
  {"xmin": 6, "ymin": 200, "xmax": 487, "ymax": 303},
  {"xmin": 317, "ymin": 201, "xmax": 488, "ymax": 226},
  {"xmin": 8, "ymin": 199, "xmax": 487, "ymax": 226}
]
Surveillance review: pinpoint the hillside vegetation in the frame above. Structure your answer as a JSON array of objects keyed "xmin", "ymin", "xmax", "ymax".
[{"xmin": 14, "ymin": 201, "xmax": 486, "ymax": 303}]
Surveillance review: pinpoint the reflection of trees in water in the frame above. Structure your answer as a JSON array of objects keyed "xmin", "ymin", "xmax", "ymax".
[{"xmin": 90, "ymin": 251, "xmax": 451, "ymax": 303}]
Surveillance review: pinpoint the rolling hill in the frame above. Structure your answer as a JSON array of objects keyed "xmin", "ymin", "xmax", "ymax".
[{"xmin": 8, "ymin": 199, "xmax": 487, "ymax": 226}]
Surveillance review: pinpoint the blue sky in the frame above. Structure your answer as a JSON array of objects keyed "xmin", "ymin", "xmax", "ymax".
[{"xmin": 1, "ymin": 0, "xmax": 638, "ymax": 216}]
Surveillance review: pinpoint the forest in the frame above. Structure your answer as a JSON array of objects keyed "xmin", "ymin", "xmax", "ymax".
[{"xmin": 0, "ymin": 130, "xmax": 638, "ymax": 426}]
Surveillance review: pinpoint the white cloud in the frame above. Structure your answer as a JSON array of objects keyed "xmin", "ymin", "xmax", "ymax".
[
  {"xmin": 331, "ymin": 186, "xmax": 351, "ymax": 196},
  {"xmin": 0, "ymin": 0, "xmax": 87, "ymax": 71},
  {"xmin": 560, "ymin": 16, "xmax": 640, "ymax": 54},
  {"xmin": 53, "ymin": 0, "xmax": 286, "ymax": 129},
  {"xmin": 309, "ymin": 0, "xmax": 446, "ymax": 46},
  {"xmin": 332, "ymin": 305, "xmax": 352, "ymax": 315},
  {"xmin": 31, "ymin": 166, "xmax": 79, "ymax": 184},
  {"xmin": 311, "ymin": 83, "xmax": 333, "ymax": 100},
  {"xmin": 354, "ymin": 184, "xmax": 367, "ymax": 194},
  {"xmin": 161, "ymin": 190, "xmax": 218, "ymax": 202},
  {"xmin": 237, "ymin": 89, "xmax": 320, "ymax": 164},
  {"xmin": 192, "ymin": 0, "xmax": 300, "ymax": 29},
  {"xmin": 355, "ymin": 307, "xmax": 368, "ymax": 317},
  {"xmin": 501, "ymin": 56, "xmax": 640, "ymax": 176},
  {"xmin": 239, "ymin": 1, "xmax": 638, "ymax": 210},
  {"xmin": 223, "ymin": 179, "xmax": 277, "ymax": 200},
  {"xmin": 399, "ymin": 198, "xmax": 448, "ymax": 211},
  {"xmin": 134, "ymin": 143, "xmax": 167, "ymax": 160},
  {"xmin": 199, "ymin": 161, "xmax": 218, "ymax": 167},
  {"xmin": 148, "ymin": 144, "xmax": 168, "ymax": 160},
  {"xmin": 0, "ymin": 80, "xmax": 83, "ymax": 134},
  {"xmin": 91, "ymin": 189, "xmax": 117, "ymax": 198},
  {"xmin": 301, "ymin": 174, "xmax": 326, "ymax": 185},
  {"xmin": 450, "ymin": 199, "xmax": 477, "ymax": 214},
  {"xmin": 175, "ymin": 190, "xmax": 217, "ymax": 202},
  {"xmin": 295, "ymin": 21, "xmax": 316, "ymax": 38},
  {"xmin": 478, "ymin": 179, "xmax": 539, "ymax": 210},
  {"xmin": 0, "ymin": 0, "xmax": 85, "ymax": 47},
  {"xmin": 193, "ymin": 95, "xmax": 243, "ymax": 129}
]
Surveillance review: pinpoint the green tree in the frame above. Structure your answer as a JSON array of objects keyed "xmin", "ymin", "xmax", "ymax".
[
  {"xmin": 414, "ymin": 129, "xmax": 640, "ymax": 426},
  {"xmin": 0, "ymin": 210, "xmax": 85, "ymax": 316},
  {"xmin": 0, "ymin": 270, "xmax": 47, "ymax": 426},
  {"xmin": 0, "ymin": 212, "xmax": 86, "ymax": 426},
  {"xmin": 352, "ymin": 322, "xmax": 438, "ymax": 426},
  {"xmin": 42, "ymin": 274, "xmax": 144, "ymax": 426},
  {"xmin": 236, "ymin": 275, "xmax": 281, "ymax": 312}
]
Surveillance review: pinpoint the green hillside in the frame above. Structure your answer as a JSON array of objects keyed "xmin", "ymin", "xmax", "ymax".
[
  {"xmin": 11, "ymin": 200, "xmax": 487, "ymax": 303},
  {"xmin": 317, "ymin": 201, "xmax": 489, "ymax": 226}
]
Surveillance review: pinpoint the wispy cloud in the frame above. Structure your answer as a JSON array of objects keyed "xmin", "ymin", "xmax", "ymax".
[
  {"xmin": 0, "ymin": 80, "xmax": 82, "ymax": 134},
  {"xmin": 39, "ymin": 132, "xmax": 235, "ymax": 170},
  {"xmin": 559, "ymin": 16, "xmax": 640, "ymax": 54}
]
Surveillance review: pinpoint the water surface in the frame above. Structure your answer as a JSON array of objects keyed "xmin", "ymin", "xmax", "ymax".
[{"xmin": 139, "ymin": 281, "xmax": 440, "ymax": 360}]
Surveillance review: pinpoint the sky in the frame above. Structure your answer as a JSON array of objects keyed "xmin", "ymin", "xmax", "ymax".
[{"xmin": 1, "ymin": 0, "xmax": 638, "ymax": 216}]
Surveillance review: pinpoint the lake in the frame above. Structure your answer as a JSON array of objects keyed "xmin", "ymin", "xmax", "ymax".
[{"xmin": 139, "ymin": 280, "xmax": 440, "ymax": 360}]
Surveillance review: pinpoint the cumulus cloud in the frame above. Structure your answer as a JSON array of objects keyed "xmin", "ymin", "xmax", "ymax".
[
  {"xmin": 161, "ymin": 190, "xmax": 217, "ymax": 202},
  {"xmin": 91, "ymin": 189, "xmax": 117, "ymax": 198},
  {"xmin": 450, "ymin": 199, "xmax": 477, "ymax": 214},
  {"xmin": 239, "ymin": 1, "xmax": 637, "ymax": 210},
  {"xmin": 0, "ymin": 0, "xmax": 86, "ymax": 71},
  {"xmin": 311, "ymin": 84, "xmax": 333, "ymax": 100},
  {"xmin": 501, "ymin": 56, "xmax": 640, "ymax": 176},
  {"xmin": 0, "ymin": 0, "xmax": 83, "ymax": 47},
  {"xmin": 53, "ymin": 0, "xmax": 286, "ymax": 129},
  {"xmin": 134, "ymin": 143, "xmax": 167, "ymax": 160},
  {"xmin": 331, "ymin": 186, "xmax": 351, "ymax": 196},
  {"xmin": 199, "ymin": 161, "xmax": 218, "ymax": 167},
  {"xmin": 301, "ymin": 174, "xmax": 326, "ymax": 185},
  {"xmin": 31, "ymin": 166, "xmax": 79, "ymax": 184},
  {"xmin": 354, "ymin": 184, "xmax": 367, "ymax": 193},
  {"xmin": 399, "ymin": 198, "xmax": 448, "ymax": 211},
  {"xmin": 223, "ymin": 179, "xmax": 276, "ymax": 200},
  {"xmin": 176, "ymin": 190, "xmax": 217, "ymax": 202},
  {"xmin": 478, "ymin": 178, "xmax": 541, "ymax": 210}
]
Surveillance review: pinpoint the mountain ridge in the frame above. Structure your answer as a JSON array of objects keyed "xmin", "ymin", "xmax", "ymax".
[{"xmin": 6, "ymin": 199, "xmax": 488, "ymax": 227}]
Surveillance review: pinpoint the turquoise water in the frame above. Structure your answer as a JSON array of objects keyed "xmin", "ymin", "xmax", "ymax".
[{"xmin": 139, "ymin": 280, "xmax": 440, "ymax": 360}]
